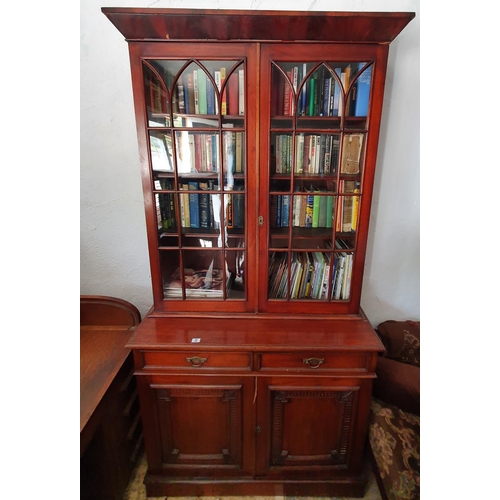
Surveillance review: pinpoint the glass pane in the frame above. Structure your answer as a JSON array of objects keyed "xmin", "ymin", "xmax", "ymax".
[
  {"xmin": 268, "ymin": 252, "xmax": 289, "ymax": 299},
  {"xmin": 163, "ymin": 251, "xmax": 231, "ymax": 300},
  {"xmin": 150, "ymin": 131, "xmax": 174, "ymax": 172},
  {"xmin": 270, "ymin": 194, "xmax": 291, "ymax": 230},
  {"xmin": 174, "ymin": 131, "xmax": 220, "ymax": 174},
  {"xmin": 225, "ymin": 189, "xmax": 245, "ymax": 233},
  {"xmin": 271, "ymin": 133, "xmax": 293, "ymax": 174},
  {"xmin": 143, "ymin": 63, "xmax": 170, "ymax": 127},
  {"xmin": 177, "ymin": 187, "xmax": 223, "ymax": 244},
  {"xmin": 225, "ymin": 249, "xmax": 245, "ymax": 299},
  {"xmin": 289, "ymin": 251, "xmax": 331, "ymax": 300},
  {"xmin": 222, "ymin": 131, "xmax": 245, "ymax": 187},
  {"xmin": 271, "ymin": 64, "xmax": 293, "ymax": 128},
  {"xmin": 294, "ymin": 133, "xmax": 340, "ymax": 175},
  {"xmin": 340, "ymin": 133, "xmax": 365, "ymax": 176},
  {"xmin": 338, "ymin": 181, "xmax": 360, "ymax": 234},
  {"xmin": 345, "ymin": 63, "xmax": 372, "ymax": 130},
  {"xmin": 331, "ymin": 251, "xmax": 354, "ymax": 300}
]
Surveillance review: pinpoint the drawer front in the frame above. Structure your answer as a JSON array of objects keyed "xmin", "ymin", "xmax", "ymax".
[
  {"xmin": 141, "ymin": 351, "xmax": 252, "ymax": 371},
  {"xmin": 258, "ymin": 352, "xmax": 369, "ymax": 373}
]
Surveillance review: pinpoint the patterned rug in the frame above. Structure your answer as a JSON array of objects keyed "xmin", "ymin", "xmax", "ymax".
[{"xmin": 124, "ymin": 453, "xmax": 382, "ymax": 500}]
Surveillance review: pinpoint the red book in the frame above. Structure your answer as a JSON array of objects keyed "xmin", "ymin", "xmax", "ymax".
[{"xmin": 227, "ymin": 72, "xmax": 239, "ymax": 116}]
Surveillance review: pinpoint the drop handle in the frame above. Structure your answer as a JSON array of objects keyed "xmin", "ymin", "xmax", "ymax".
[
  {"xmin": 186, "ymin": 356, "xmax": 207, "ymax": 367},
  {"xmin": 303, "ymin": 357, "xmax": 325, "ymax": 369}
]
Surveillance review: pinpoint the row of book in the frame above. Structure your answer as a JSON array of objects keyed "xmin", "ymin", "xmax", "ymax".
[
  {"xmin": 155, "ymin": 180, "xmax": 244, "ymax": 230},
  {"xmin": 270, "ymin": 182, "xmax": 360, "ymax": 231},
  {"xmin": 273, "ymin": 63, "xmax": 371, "ymax": 118},
  {"xmin": 273, "ymin": 133, "xmax": 340, "ymax": 175},
  {"xmin": 150, "ymin": 131, "xmax": 245, "ymax": 174},
  {"xmin": 267, "ymin": 247, "xmax": 353, "ymax": 300},
  {"xmin": 147, "ymin": 64, "xmax": 245, "ymax": 117},
  {"xmin": 271, "ymin": 133, "xmax": 363, "ymax": 176}
]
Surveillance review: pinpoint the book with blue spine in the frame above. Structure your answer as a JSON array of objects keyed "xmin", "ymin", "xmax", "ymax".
[
  {"xmin": 354, "ymin": 64, "xmax": 372, "ymax": 117},
  {"xmin": 188, "ymin": 181, "xmax": 200, "ymax": 228}
]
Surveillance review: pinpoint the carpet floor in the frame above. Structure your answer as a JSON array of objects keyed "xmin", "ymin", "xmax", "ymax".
[{"xmin": 123, "ymin": 454, "xmax": 382, "ymax": 500}]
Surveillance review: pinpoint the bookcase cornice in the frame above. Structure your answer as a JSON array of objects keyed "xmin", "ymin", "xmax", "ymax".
[{"xmin": 102, "ymin": 8, "xmax": 415, "ymax": 44}]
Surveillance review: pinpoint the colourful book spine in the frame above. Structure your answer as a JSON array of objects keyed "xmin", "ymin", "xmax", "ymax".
[
  {"xmin": 305, "ymin": 191, "xmax": 314, "ymax": 227},
  {"xmin": 326, "ymin": 195, "xmax": 334, "ymax": 229},
  {"xmin": 206, "ymin": 74, "xmax": 215, "ymax": 115},
  {"xmin": 197, "ymin": 70, "xmax": 208, "ymax": 115},
  {"xmin": 354, "ymin": 65, "xmax": 372, "ymax": 117},
  {"xmin": 188, "ymin": 181, "xmax": 200, "ymax": 228},
  {"xmin": 309, "ymin": 75, "xmax": 316, "ymax": 116},
  {"xmin": 312, "ymin": 192, "xmax": 321, "ymax": 228},
  {"xmin": 220, "ymin": 67, "xmax": 227, "ymax": 115}
]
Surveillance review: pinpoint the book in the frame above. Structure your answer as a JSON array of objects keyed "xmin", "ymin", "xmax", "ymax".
[
  {"xmin": 188, "ymin": 181, "xmax": 200, "ymax": 228},
  {"xmin": 238, "ymin": 69, "xmax": 245, "ymax": 115},
  {"xmin": 326, "ymin": 195, "xmax": 334, "ymax": 229},
  {"xmin": 214, "ymin": 70, "xmax": 221, "ymax": 113},
  {"xmin": 305, "ymin": 189, "xmax": 314, "ymax": 227},
  {"xmin": 199, "ymin": 182, "xmax": 210, "ymax": 229},
  {"xmin": 235, "ymin": 132, "xmax": 244, "ymax": 173},
  {"xmin": 341, "ymin": 134, "xmax": 364, "ymax": 174},
  {"xmin": 354, "ymin": 64, "xmax": 372, "ymax": 117},
  {"xmin": 234, "ymin": 185, "xmax": 245, "ymax": 228},
  {"xmin": 184, "ymin": 72, "xmax": 195, "ymax": 114},
  {"xmin": 312, "ymin": 191, "xmax": 321, "ymax": 228},
  {"xmin": 228, "ymin": 71, "xmax": 239, "ymax": 116},
  {"xmin": 164, "ymin": 265, "xmax": 230, "ymax": 298},
  {"xmin": 193, "ymin": 69, "xmax": 199, "ymax": 114},
  {"xmin": 197, "ymin": 69, "xmax": 208, "ymax": 114},
  {"xmin": 318, "ymin": 195, "xmax": 327, "ymax": 228},
  {"xmin": 150, "ymin": 134, "xmax": 173, "ymax": 172},
  {"xmin": 351, "ymin": 181, "xmax": 361, "ymax": 231},
  {"xmin": 206, "ymin": 73, "xmax": 215, "ymax": 115},
  {"xmin": 281, "ymin": 195, "xmax": 290, "ymax": 227},
  {"xmin": 220, "ymin": 67, "xmax": 227, "ymax": 115},
  {"xmin": 308, "ymin": 74, "xmax": 316, "ymax": 116}
]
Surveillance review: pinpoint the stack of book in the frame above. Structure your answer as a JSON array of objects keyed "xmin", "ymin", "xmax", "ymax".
[{"xmin": 164, "ymin": 265, "xmax": 232, "ymax": 299}]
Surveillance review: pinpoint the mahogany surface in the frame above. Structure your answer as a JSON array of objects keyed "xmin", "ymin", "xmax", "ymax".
[
  {"xmin": 102, "ymin": 8, "xmax": 415, "ymax": 43},
  {"xmin": 80, "ymin": 296, "xmax": 143, "ymax": 500},
  {"xmin": 80, "ymin": 295, "xmax": 141, "ymax": 433}
]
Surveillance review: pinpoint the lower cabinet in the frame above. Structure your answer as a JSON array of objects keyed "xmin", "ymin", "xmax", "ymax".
[{"xmin": 135, "ymin": 353, "xmax": 375, "ymax": 497}]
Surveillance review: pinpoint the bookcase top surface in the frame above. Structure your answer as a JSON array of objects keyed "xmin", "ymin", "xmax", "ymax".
[{"xmin": 102, "ymin": 8, "xmax": 415, "ymax": 44}]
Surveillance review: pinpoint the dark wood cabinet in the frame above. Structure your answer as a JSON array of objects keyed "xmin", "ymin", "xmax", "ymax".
[{"xmin": 102, "ymin": 8, "xmax": 414, "ymax": 497}]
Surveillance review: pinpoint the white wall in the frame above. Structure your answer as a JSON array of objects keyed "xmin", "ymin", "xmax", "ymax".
[{"xmin": 80, "ymin": 0, "xmax": 420, "ymax": 324}]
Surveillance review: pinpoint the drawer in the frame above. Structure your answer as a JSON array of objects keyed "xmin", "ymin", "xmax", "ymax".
[
  {"xmin": 141, "ymin": 350, "xmax": 252, "ymax": 371},
  {"xmin": 258, "ymin": 352, "xmax": 369, "ymax": 372}
]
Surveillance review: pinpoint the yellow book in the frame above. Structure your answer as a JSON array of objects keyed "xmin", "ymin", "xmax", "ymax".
[
  {"xmin": 351, "ymin": 184, "xmax": 360, "ymax": 231},
  {"xmin": 220, "ymin": 67, "xmax": 227, "ymax": 115}
]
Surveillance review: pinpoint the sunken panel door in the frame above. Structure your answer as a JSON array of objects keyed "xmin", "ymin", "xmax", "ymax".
[
  {"xmin": 150, "ymin": 375, "xmax": 253, "ymax": 478},
  {"xmin": 255, "ymin": 377, "xmax": 365, "ymax": 478}
]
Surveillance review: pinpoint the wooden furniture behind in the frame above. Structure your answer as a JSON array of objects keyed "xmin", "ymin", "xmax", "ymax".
[
  {"xmin": 80, "ymin": 295, "xmax": 143, "ymax": 500},
  {"xmin": 102, "ymin": 8, "xmax": 415, "ymax": 498}
]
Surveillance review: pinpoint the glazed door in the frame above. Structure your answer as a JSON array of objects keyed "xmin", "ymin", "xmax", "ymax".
[
  {"xmin": 258, "ymin": 43, "xmax": 389, "ymax": 315},
  {"xmin": 128, "ymin": 42, "xmax": 259, "ymax": 314}
]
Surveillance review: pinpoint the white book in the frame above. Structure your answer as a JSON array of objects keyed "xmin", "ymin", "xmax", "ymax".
[{"xmin": 238, "ymin": 69, "xmax": 244, "ymax": 115}]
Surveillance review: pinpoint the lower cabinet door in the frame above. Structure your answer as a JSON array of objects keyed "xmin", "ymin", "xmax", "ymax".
[
  {"xmin": 255, "ymin": 376, "xmax": 368, "ymax": 478},
  {"xmin": 141, "ymin": 374, "xmax": 254, "ymax": 478}
]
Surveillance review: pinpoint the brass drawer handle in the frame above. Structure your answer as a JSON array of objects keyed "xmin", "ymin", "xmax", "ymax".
[
  {"xmin": 186, "ymin": 356, "xmax": 207, "ymax": 367},
  {"xmin": 303, "ymin": 357, "xmax": 325, "ymax": 369}
]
